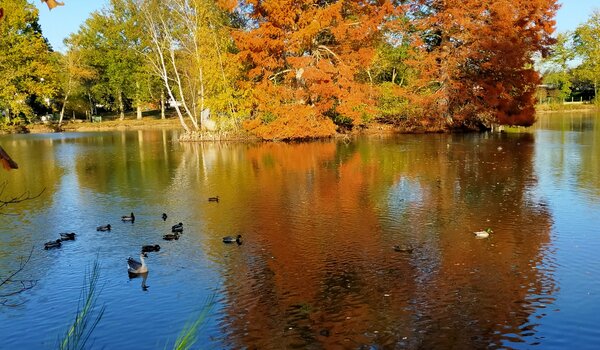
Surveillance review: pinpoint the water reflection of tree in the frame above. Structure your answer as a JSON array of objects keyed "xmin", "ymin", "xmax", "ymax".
[
  {"xmin": 74, "ymin": 130, "xmax": 180, "ymax": 195},
  {"xmin": 534, "ymin": 112, "xmax": 600, "ymax": 199},
  {"xmin": 209, "ymin": 134, "xmax": 554, "ymax": 349}
]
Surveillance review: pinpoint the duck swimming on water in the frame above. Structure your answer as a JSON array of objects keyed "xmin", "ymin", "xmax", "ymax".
[
  {"xmin": 393, "ymin": 245, "xmax": 413, "ymax": 253},
  {"xmin": 208, "ymin": 196, "xmax": 219, "ymax": 202},
  {"xmin": 127, "ymin": 253, "xmax": 148, "ymax": 274},
  {"xmin": 474, "ymin": 228, "xmax": 493, "ymax": 239},
  {"xmin": 223, "ymin": 234, "xmax": 242, "ymax": 245},
  {"xmin": 96, "ymin": 224, "xmax": 111, "ymax": 232},
  {"xmin": 122, "ymin": 212, "xmax": 135, "ymax": 223},
  {"xmin": 44, "ymin": 239, "xmax": 62, "ymax": 250},
  {"xmin": 59, "ymin": 232, "xmax": 76, "ymax": 241},
  {"xmin": 171, "ymin": 222, "xmax": 183, "ymax": 233},
  {"xmin": 162, "ymin": 213, "xmax": 167, "ymax": 221},
  {"xmin": 163, "ymin": 233, "xmax": 180, "ymax": 241},
  {"xmin": 142, "ymin": 244, "xmax": 160, "ymax": 253}
]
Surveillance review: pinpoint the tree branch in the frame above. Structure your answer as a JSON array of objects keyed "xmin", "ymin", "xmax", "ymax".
[
  {"xmin": 0, "ymin": 246, "xmax": 37, "ymax": 306},
  {"xmin": 0, "ymin": 181, "xmax": 45, "ymax": 213}
]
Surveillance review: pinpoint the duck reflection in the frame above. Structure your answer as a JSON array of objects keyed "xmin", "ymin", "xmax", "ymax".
[{"xmin": 128, "ymin": 271, "xmax": 149, "ymax": 292}]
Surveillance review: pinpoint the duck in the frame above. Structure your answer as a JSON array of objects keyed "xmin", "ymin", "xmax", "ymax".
[
  {"xmin": 44, "ymin": 239, "xmax": 62, "ymax": 250},
  {"xmin": 59, "ymin": 232, "xmax": 76, "ymax": 241},
  {"xmin": 163, "ymin": 232, "xmax": 180, "ymax": 241},
  {"xmin": 142, "ymin": 244, "xmax": 161, "ymax": 253},
  {"xmin": 96, "ymin": 224, "xmax": 111, "ymax": 232},
  {"xmin": 171, "ymin": 222, "xmax": 183, "ymax": 233},
  {"xmin": 162, "ymin": 213, "xmax": 167, "ymax": 221},
  {"xmin": 393, "ymin": 245, "xmax": 414, "ymax": 253},
  {"xmin": 208, "ymin": 196, "xmax": 219, "ymax": 202},
  {"xmin": 122, "ymin": 212, "xmax": 135, "ymax": 223},
  {"xmin": 223, "ymin": 234, "xmax": 242, "ymax": 245},
  {"xmin": 127, "ymin": 253, "xmax": 148, "ymax": 274},
  {"xmin": 474, "ymin": 228, "xmax": 493, "ymax": 239}
]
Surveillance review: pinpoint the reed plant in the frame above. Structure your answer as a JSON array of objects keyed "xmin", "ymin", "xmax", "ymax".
[
  {"xmin": 171, "ymin": 294, "xmax": 216, "ymax": 350},
  {"xmin": 58, "ymin": 260, "xmax": 105, "ymax": 350},
  {"xmin": 55, "ymin": 259, "xmax": 216, "ymax": 349}
]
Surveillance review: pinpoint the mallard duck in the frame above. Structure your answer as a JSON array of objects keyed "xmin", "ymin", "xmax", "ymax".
[
  {"xmin": 393, "ymin": 245, "xmax": 413, "ymax": 253},
  {"xmin": 44, "ymin": 239, "xmax": 62, "ymax": 250},
  {"xmin": 162, "ymin": 213, "xmax": 167, "ymax": 221},
  {"xmin": 122, "ymin": 212, "xmax": 135, "ymax": 222},
  {"xmin": 474, "ymin": 228, "xmax": 493, "ymax": 238},
  {"xmin": 96, "ymin": 224, "xmax": 111, "ymax": 231},
  {"xmin": 127, "ymin": 253, "xmax": 148, "ymax": 274},
  {"xmin": 223, "ymin": 234, "xmax": 242, "ymax": 245},
  {"xmin": 59, "ymin": 232, "xmax": 76, "ymax": 241},
  {"xmin": 208, "ymin": 196, "xmax": 219, "ymax": 202},
  {"xmin": 163, "ymin": 233, "xmax": 180, "ymax": 241},
  {"xmin": 171, "ymin": 222, "xmax": 183, "ymax": 233},
  {"xmin": 142, "ymin": 244, "xmax": 161, "ymax": 253}
]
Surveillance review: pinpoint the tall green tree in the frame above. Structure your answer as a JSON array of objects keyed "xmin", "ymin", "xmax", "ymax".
[
  {"xmin": 540, "ymin": 33, "xmax": 575, "ymax": 103},
  {"xmin": 0, "ymin": 0, "xmax": 56, "ymax": 122},
  {"xmin": 56, "ymin": 48, "xmax": 97, "ymax": 125},
  {"xmin": 574, "ymin": 10, "xmax": 600, "ymax": 102},
  {"xmin": 67, "ymin": 0, "xmax": 147, "ymax": 120},
  {"xmin": 136, "ymin": 0, "xmax": 242, "ymax": 132}
]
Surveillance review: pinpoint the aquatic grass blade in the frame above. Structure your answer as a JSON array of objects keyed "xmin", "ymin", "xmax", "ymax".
[
  {"xmin": 58, "ymin": 260, "xmax": 105, "ymax": 350},
  {"xmin": 172, "ymin": 294, "xmax": 216, "ymax": 350}
]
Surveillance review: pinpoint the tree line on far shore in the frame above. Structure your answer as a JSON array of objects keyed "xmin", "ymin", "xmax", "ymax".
[
  {"xmin": 538, "ymin": 10, "xmax": 600, "ymax": 106},
  {"xmin": 2, "ymin": 0, "xmax": 592, "ymax": 140}
]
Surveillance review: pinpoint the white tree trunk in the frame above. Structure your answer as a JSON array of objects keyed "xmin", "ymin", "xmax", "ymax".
[
  {"xmin": 118, "ymin": 92, "xmax": 125, "ymax": 121},
  {"xmin": 59, "ymin": 77, "xmax": 72, "ymax": 126},
  {"xmin": 160, "ymin": 90, "xmax": 165, "ymax": 120},
  {"xmin": 136, "ymin": 81, "xmax": 142, "ymax": 120}
]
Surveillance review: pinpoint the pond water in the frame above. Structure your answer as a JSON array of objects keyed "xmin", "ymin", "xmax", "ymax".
[{"xmin": 1, "ymin": 112, "xmax": 600, "ymax": 349}]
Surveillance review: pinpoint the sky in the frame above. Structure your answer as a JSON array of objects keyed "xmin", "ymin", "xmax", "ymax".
[
  {"xmin": 34, "ymin": 0, "xmax": 600, "ymax": 53},
  {"xmin": 35, "ymin": 0, "xmax": 107, "ymax": 52}
]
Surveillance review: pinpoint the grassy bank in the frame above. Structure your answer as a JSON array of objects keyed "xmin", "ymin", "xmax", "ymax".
[
  {"xmin": 536, "ymin": 103, "xmax": 599, "ymax": 113},
  {"xmin": 2, "ymin": 116, "xmax": 182, "ymax": 134}
]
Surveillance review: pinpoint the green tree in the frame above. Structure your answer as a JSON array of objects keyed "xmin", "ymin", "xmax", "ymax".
[
  {"xmin": 540, "ymin": 33, "xmax": 575, "ymax": 103},
  {"xmin": 56, "ymin": 48, "xmax": 97, "ymax": 125},
  {"xmin": 136, "ymin": 0, "xmax": 242, "ymax": 132},
  {"xmin": 0, "ymin": 0, "xmax": 56, "ymax": 123},
  {"xmin": 67, "ymin": 0, "xmax": 147, "ymax": 120},
  {"xmin": 574, "ymin": 10, "xmax": 600, "ymax": 102}
]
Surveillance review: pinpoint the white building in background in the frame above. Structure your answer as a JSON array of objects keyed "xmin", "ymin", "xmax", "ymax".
[{"xmin": 168, "ymin": 98, "xmax": 182, "ymax": 108}]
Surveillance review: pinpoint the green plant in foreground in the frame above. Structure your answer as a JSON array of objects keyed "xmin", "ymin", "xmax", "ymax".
[
  {"xmin": 56, "ymin": 259, "xmax": 216, "ymax": 350},
  {"xmin": 172, "ymin": 294, "xmax": 216, "ymax": 350},
  {"xmin": 58, "ymin": 260, "xmax": 105, "ymax": 350}
]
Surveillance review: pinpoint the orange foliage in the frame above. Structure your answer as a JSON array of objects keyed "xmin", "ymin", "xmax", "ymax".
[
  {"xmin": 406, "ymin": 0, "xmax": 558, "ymax": 128},
  {"xmin": 231, "ymin": 0, "xmax": 397, "ymax": 139},
  {"xmin": 226, "ymin": 0, "xmax": 558, "ymax": 138},
  {"xmin": 244, "ymin": 104, "xmax": 336, "ymax": 140}
]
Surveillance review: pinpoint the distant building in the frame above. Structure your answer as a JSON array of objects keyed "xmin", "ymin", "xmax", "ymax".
[{"xmin": 167, "ymin": 98, "xmax": 182, "ymax": 108}]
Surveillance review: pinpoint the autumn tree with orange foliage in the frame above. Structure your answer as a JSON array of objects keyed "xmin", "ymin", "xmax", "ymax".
[
  {"xmin": 404, "ymin": 0, "xmax": 558, "ymax": 129},
  {"xmin": 230, "ymin": 0, "xmax": 397, "ymax": 140},
  {"xmin": 229, "ymin": 0, "xmax": 558, "ymax": 138}
]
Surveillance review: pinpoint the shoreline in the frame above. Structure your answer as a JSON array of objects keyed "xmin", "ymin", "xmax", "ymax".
[
  {"xmin": 4, "ymin": 117, "xmax": 183, "ymax": 135},
  {"xmin": 2, "ymin": 106, "xmax": 598, "ymax": 138}
]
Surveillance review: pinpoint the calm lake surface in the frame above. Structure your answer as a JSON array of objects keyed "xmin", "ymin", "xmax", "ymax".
[{"xmin": 1, "ymin": 112, "xmax": 600, "ymax": 349}]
